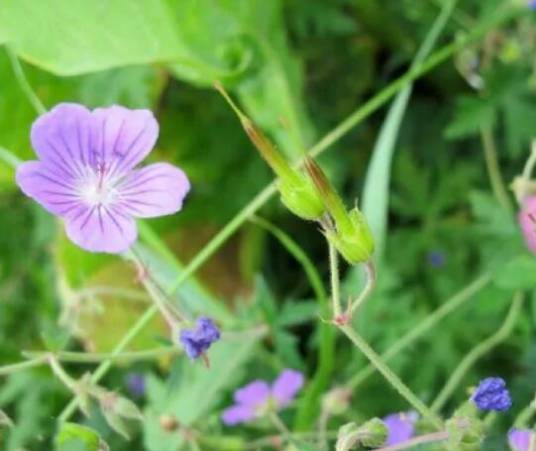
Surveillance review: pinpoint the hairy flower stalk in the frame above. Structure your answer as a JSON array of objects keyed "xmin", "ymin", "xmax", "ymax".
[{"xmin": 214, "ymin": 82, "xmax": 325, "ymax": 220}]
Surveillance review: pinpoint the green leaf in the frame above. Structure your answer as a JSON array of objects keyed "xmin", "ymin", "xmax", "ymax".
[
  {"xmin": 444, "ymin": 96, "xmax": 496, "ymax": 139},
  {"xmin": 494, "ymin": 255, "xmax": 536, "ymax": 290},
  {"xmin": 54, "ymin": 423, "xmax": 103, "ymax": 451}
]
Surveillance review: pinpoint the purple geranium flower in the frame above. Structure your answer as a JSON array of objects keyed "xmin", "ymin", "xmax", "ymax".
[
  {"xmin": 383, "ymin": 412, "xmax": 417, "ymax": 446},
  {"xmin": 519, "ymin": 197, "xmax": 536, "ymax": 254},
  {"xmin": 509, "ymin": 428, "xmax": 534, "ymax": 451},
  {"xmin": 471, "ymin": 377, "xmax": 512, "ymax": 411},
  {"xmin": 179, "ymin": 317, "xmax": 221, "ymax": 359},
  {"xmin": 222, "ymin": 369, "xmax": 304, "ymax": 426},
  {"xmin": 16, "ymin": 103, "xmax": 190, "ymax": 253}
]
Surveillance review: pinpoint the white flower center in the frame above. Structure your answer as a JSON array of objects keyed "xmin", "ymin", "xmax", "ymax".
[{"xmin": 78, "ymin": 167, "xmax": 119, "ymax": 207}]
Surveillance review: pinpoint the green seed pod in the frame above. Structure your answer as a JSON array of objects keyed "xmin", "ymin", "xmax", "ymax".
[
  {"xmin": 305, "ymin": 157, "xmax": 374, "ymax": 263},
  {"xmin": 335, "ymin": 418, "xmax": 387, "ymax": 451},
  {"xmin": 215, "ymin": 82, "xmax": 324, "ymax": 220}
]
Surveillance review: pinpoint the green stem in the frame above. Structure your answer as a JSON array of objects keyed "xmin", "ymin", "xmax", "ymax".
[
  {"xmin": 431, "ymin": 292, "xmax": 523, "ymax": 412},
  {"xmin": 48, "ymin": 355, "xmax": 79, "ymax": 393},
  {"xmin": 480, "ymin": 126, "xmax": 513, "ymax": 213},
  {"xmin": 345, "ymin": 272, "xmax": 492, "ymax": 390},
  {"xmin": 23, "ymin": 347, "xmax": 178, "ymax": 363},
  {"xmin": 0, "ymin": 356, "xmax": 47, "ymax": 376},
  {"xmin": 56, "ymin": 10, "xmax": 519, "ymax": 421},
  {"xmin": 339, "ymin": 324, "xmax": 443, "ymax": 429},
  {"xmin": 250, "ymin": 216, "xmax": 335, "ymax": 430},
  {"xmin": 6, "ymin": 47, "xmax": 46, "ymax": 115},
  {"xmin": 0, "ymin": 146, "xmax": 22, "ymax": 169},
  {"xmin": 376, "ymin": 430, "xmax": 450, "ymax": 451},
  {"xmin": 329, "ymin": 241, "xmax": 342, "ymax": 318}
]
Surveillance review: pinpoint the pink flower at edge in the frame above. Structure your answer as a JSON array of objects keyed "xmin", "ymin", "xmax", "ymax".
[
  {"xmin": 509, "ymin": 428, "xmax": 534, "ymax": 451},
  {"xmin": 16, "ymin": 103, "xmax": 190, "ymax": 253},
  {"xmin": 519, "ymin": 196, "xmax": 536, "ymax": 254},
  {"xmin": 221, "ymin": 369, "xmax": 304, "ymax": 426}
]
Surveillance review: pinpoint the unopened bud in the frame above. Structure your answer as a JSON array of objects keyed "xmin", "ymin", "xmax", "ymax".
[
  {"xmin": 445, "ymin": 402, "xmax": 484, "ymax": 450},
  {"xmin": 322, "ymin": 387, "xmax": 352, "ymax": 416},
  {"xmin": 98, "ymin": 391, "xmax": 143, "ymax": 440},
  {"xmin": 359, "ymin": 418, "xmax": 388, "ymax": 448},
  {"xmin": 336, "ymin": 418, "xmax": 387, "ymax": 451},
  {"xmin": 159, "ymin": 414, "xmax": 179, "ymax": 432}
]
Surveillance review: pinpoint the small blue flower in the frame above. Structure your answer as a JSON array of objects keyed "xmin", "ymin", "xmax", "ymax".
[
  {"xmin": 427, "ymin": 250, "xmax": 446, "ymax": 268},
  {"xmin": 179, "ymin": 317, "xmax": 220, "ymax": 359},
  {"xmin": 529, "ymin": 0, "xmax": 536, "ymax": 11},
  {"xmin": 471, "ymin": 377, "xmax": 512, "ymax": 411},
  {"xmin": 126, "ymin": 373, "xmax": 145, "ymax": 397}
]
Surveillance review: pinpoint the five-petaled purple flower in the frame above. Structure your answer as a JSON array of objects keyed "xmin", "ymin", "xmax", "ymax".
[
  {"xmin": 383, "ymin": 412, "xmax": 417, "ymax": 446},
  {"xmin": 179, "ymin": 317, "xmax": 221, "ymax": 359},
  {"xmin": 16, "ymin": 103, "xmax": 190, "ymax": 253},
  {"xmin": 509, "ymin": 428, "xmax": 534, "ymax": 451},
  {"xmin": 471, "ymin": 377, "xmax": 512, "ymax": 411},
  {"xmin": 222, "ymin": 369, "xmax": 304, "ymax": 426}
]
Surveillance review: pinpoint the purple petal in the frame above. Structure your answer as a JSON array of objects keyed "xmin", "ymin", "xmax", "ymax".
[
  {"xmin": 117, "ymin": 163, "xmax": 190, "ymax": 218},
  {"xmin": 31, "ymin": 103, "xmax": 94, "ymax": 179},
  {"xmin": 16, "ymin": 161, "xmax": 79, "ymax": 216},
  {"xmin": 234, "ymin": 381, "xmax": 270, "ymax": 408},
  {"xmin": 91, "ymin": 105, "xmax": 158, "ymax": 178},
  {"xmin": 383, "ymin": 412, "xmax": 416, "ymax": 446},
  {"xmin": 519, "ymin": 197, "xmax": 536, "ymax": 254},
  {"xmin": 271, "ymin": 369, "xmax": 304, "ymax": 407},
  {"xmin": 221, "ymin": 404, "xmax": 257, "ymax": 426},
  {"xmin": 509, "ymin": 428, "xmax": 533, "ymax": 451},
  {"xmin": 64, "ymin": 204, "xmax": 137, "ymax": 253}
]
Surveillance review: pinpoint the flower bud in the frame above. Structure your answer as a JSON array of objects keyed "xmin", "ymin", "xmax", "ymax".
[
  {"xmin": 214, "ymin": 82, "xmax": 324, "ymax": 220},
  {"xmin": 336, "ymin": 418, "xmax": 387, "ymax": 451},
  {"xmin": 321, "ymin": 387, "xmax": 352, "ymax": 416},
  {"xmin": 98, "ymin": 391, "xmax": 143, "ymax": 439},
  {"xmin": 445, "ymin": 402, "xmax": 485, "ymax": 450},
  {"xmin": 305, "ymin": 157, "xmax": 374, "ymax": 263}
]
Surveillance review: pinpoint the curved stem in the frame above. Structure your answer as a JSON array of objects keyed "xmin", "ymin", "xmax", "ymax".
[
  {"xmin": 339, "ymin": 324, "xmax": 443, "ymax": 429},
  {"xmin": 23, "ymin": 347, "xmax": 178, "ymax": 363},
  {"xmin": 349, "ymin": 262, "xmax": 376, "ymax": 316},
  {"xmin": 6, "ymin": 47, "xmax": 46, "ymax": 115},
  {"xmin": 431, "ymin": 292, "xmax": 523, "ymax": 412},
  {"xmin": 345, "ymin": 272, "xmax": 492, "ymax": 390},
  {"xmin": 376, "ymin": 430, "xmax": 449, "ymax": 451},
  {"xmin": 250, "ymin": 216, "xmax": 335, "ymax": 430}
]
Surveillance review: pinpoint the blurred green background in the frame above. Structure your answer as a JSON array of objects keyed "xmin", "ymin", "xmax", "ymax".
[{"xmin": 1, "ymin": 0, "xmax": 536, "ymax": 449}]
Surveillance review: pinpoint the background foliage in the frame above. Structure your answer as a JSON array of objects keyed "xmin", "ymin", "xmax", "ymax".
[{"xmin": 1, "ymin": 0, "xmax": 536, "ymax": 449}]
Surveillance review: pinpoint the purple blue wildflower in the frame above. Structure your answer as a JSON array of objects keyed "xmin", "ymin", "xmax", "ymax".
[
  {"xmin": 126, "ymin": 373, "xmax": 145, "ymax": 397},
  {"xmin": 222, "ymin": 369, "xmax": 304, "ymax": 426},
  {"xmin": 16, "ymin": 103, "xmax": 190, "ymax": 253},
  {"xmin": 519, "ymin": 197, "xmax": 536, "ymax": 254},
  {"xmin": 179, "ymin": 317, "xmax": 221, "ymax": 359},
  {"xmin": 529, "ymin": 0, "xmax": 536, "ymax": 10},
  {"xmin": 382, "ymin": 412, "xmax": 417, "ymax": 446},
  {"xmin": 427, "ymin": 250, "xmax": 446, "ymax": 268},
  {"xmin": 509, "ymin": 428, "xmax": 534, "ymax": 451},
  {"xmin": 471, "ymin": 377, "xmax": 512, "ymax": 411}
]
